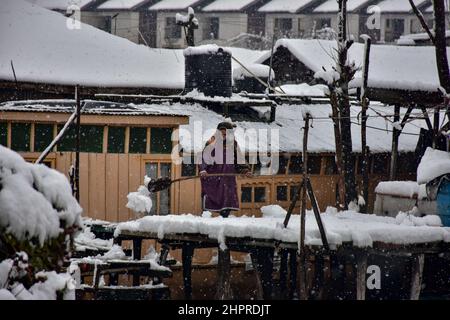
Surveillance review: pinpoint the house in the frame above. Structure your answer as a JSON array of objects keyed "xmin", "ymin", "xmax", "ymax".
[
  {"xmin": 199, "ymin": 0, "xmax": 270, "ymax": 46},
  {"xmin": 258, "ymin": 38, "xmax": 450, "ymax": 105},
  {"xmin": 257, "ymin": 0, "xmax": 325, "ymax": 40},
  {"xmin": 375, "ymin": 0, "xmax": 433, "ymax": 43},
  {"xmin": 148, "ymin": 0, "xmax": 214, "ymax": 48},
  {"xmin": 83, "ymin": 0, "xmax": 158, "ymax": 46},
  {"xmin": 310, "ymin": 0, "xmax": 378, "ymax": 40}
]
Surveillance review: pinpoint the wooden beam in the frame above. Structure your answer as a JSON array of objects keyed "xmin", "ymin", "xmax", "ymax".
[
  {"xmin": 216, "ymin": 248, "xmax": 232, "ymax": 300},
  {"xmin": 356, "ymin": 253, "xmax": 368, "ymax": 300},
  {"xmin": 410, "ymin": 254, "xmax": 425, "ymax": 300},
  {"xmin": 182, "ymin": 243, "xmax": 194, "ymax": 300},
  {"xmin": 250, "ymin": 252, "xmax": 264, "ymax": 300},
  {"xmin": 421, "ymin": 107, "xmax": 433, "ymax": 130},
  {"xmin": 389, "ymin": 105, "xmax": 401, "ymax": 180}
]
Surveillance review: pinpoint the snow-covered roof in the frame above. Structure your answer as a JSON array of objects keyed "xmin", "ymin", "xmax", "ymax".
[
  {"xmin": 258, "ymin": 0, "xmax": 317, "ymax": 13},
  {"xmin": 417, "ymin": 148, "xmax": 450, "ymax": 184},
  {"xmin": 136, "ymin": 101, "xmax": 438, "ymax": 154},
  {"xmin": 0, "ymin": 0, "xmax": 267, "ymax": 89},
  {"xmin": 97, "ymin": 0, "xmax": 149, "ymax": 10},
  {"xmin": 202, "ymin": 0, "xmax": 259, "ymax": 12},
  {"xmin": 425, "ymin": 3, "xmax": 449, "ymax": 12},
  {"xmin": 0, "ymin": 100, "xmax": 190, "ymax": 117},
  {"xmin": 263, "ymin": 39, "xmax": 449, "ymax": 92},
  {"xmin": 376, "ymin": 0, "xmax": 429, "ymax": 13},
  {"xmin": 148, "ymin": 0, "xmax": 202, "ymax": 11},
  {"xmin": 25, "ymin": 0, "xmax": 94, "ymax": 10},
  {"xmin": 115, "ymin": 208, "xmax": 449, "ymax": 248},
  {"xmin": 313, "ymin": 0, "xmax": 372, "ymax": 13}
]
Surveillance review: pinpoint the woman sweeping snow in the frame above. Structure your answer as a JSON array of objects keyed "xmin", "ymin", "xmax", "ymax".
[{"xmin": 199, "ymin": 122, "xmax": 251, "ymax": 218}]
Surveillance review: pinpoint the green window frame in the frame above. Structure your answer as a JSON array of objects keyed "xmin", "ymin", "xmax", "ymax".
[
  {"xmin": 0, "ymin": 122, "xmax": 7, "ymax": 146},
  {"xmin": 11, "ymin": 123, "xmax": 31, "ymax": 152},
  {"xmin": 129, "ymin": 127, "xmax": 147, "ymax": 154},
  {"xmin": 34, "ymin": 124, "xmax": 54, "ymax": 152},
  {"xmin": 107, "ymin": 126, "xmax": 125, "ymax": 153},
  {"xmin": 150, "ymin": 127, "xmax": 172, "ymax": 154}
]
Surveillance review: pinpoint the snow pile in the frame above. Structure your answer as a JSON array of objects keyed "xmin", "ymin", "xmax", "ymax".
[
  {"xmin": 277, "ymin": 83, "xmax": 328, "ymax": 96},
  {"xmin": 261, "ymin": 205, "xmax": 286, "ymax": 218},
  {"xmin": 0, "ymin": 253, "xmax": 75, "ymax": 300},
  {"xmin": 183, "ymin": 44, "xmax": 231, "ymax": 56},
  {"xmin": 375, "ymin": 181, "xmax": 420, "ymax": 198},
  {"xmin": 126, "ymin": 176, "xmax": 153, "ymax": 214},
  {"xmin": 115, "ymin": 209, "xmax": 450, "ymax": 249},
  {"xmin": 0, "ymin": 146, "xmax": 82, "ymax": 245},
  {"xmin": 233, "ymin": 64, "xmax": 274, "ymax": 80},
  {"xmin": 97, "ymin": 244, "xmax": 126, "ymax": 260},
  {"xmin": 395, "ymin": 211, "xmax": 442, "ymax": 227},
  {"xmin": 74, "ymin": 227, "xmax": 113, "ymax": 252},
  {"xmin": 417, "ymin": 148, "xmax": 450, "ymax": 184}
]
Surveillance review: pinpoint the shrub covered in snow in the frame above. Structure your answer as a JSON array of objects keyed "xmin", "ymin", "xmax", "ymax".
[{"xmin": 0, "ymin": 146, "xmax": 82, "ymax": 299}]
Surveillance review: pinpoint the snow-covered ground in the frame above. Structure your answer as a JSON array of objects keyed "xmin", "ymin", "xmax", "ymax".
[{"xmin": 115, "ymin": 206, "xmax": 450, "ymax": 250}]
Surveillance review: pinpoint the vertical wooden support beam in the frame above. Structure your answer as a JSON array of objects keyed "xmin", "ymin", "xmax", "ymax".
[
  {"xmin": 30, "ymin": 123, "xmax": 35, "ymax": 152},
  {"xmin": 216, "ymin": 248, "xmax": 232, "ymax": 300},
  {"xmin": 250, "ymin": 253, "xmax": 264, "ymax": 300},
  {"xmin": 288, "ymin": 249, "xmax": 298, "ymax": 299},
  {"xmin": 182, "ymin": 243, "xmax": 194, "ymax": 300},
  {"xmin": 410, "ymin": 254, "xmax": 425, "ymax": 300},
  {"xmin": 356, "ymin": 253, "xmax": 368, "ymax": 300},
  {"xmin": 433, "ymin": 108, "xmax": 441, "ymax": 148},
  {"xmin": 389, "ymin": 105, "xmax": 400, "ymax": 181},
  {"xmin": 279, "ymin": 249, "xmax": 288, "ymax": 299}
]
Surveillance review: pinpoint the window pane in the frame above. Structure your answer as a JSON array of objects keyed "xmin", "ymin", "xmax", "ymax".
[
  {"xmin": 11, "ymin": 123, "xmax": 30, "ymax": 152},
  {"xmin": 151, "ymin": 127, "xmax": 172, "ymax": 154},
  {"xmin": 182, "ymin": 155, "xmax": 196, "ymax": 177},
  {"xmin": 129, "ymin": 127, "xmax": 147, "ymax": 154},
  {"xmin": 0, "ymin": 122, "xmax": 7, "ymax": 146},
  {"xmin": 34, "ymin": 124, "xmax": 54, "ymax": 152},
  {"xmin": 57, "ymin": 124, "xmax": 77, "ymax": 152},
  {"xmin": 241, "ymin": 187, "xmax": 252, "ymax": 203},
  {"xmin": 108, "ymin": 126, "xmax": 125, "ymax": 153},
  {"xmin": 307, "ymin": 155, "xmax": 322, "ymax": 174},
  {"xmin": 324, "ymin": 156, "xmax": 337, "ymax": 175},
  {"xmin": 277, "ymin": 185, "xmax": 288, "ymax": 201},
  {"xmin": 160, "ymin": 163, "xmax": 171, "ymax": 215},
  {"xmin": 290, "ymin": 185, "xmax": 300, "ymax": 201},
  {"xmin": 288, "ymin": 155, "xmax": 303, "ymax": 174},
  {"xmin": 373, "ymin": 154, "xmax": 388, "ymax": 174},
  {"xmin": 145, "ymin": 163, "xmax": 158, "ymax": 215},
  {"xmin": 81, "ymin": 125, "xmax": 103, "ymax": 153},
  {"xmin": 254, "ymin": 187, "xmax": 266, "ymax": 203},
  {"xmin": 277, "ymin": 155, "xmax": 289, "ymax": 174}
]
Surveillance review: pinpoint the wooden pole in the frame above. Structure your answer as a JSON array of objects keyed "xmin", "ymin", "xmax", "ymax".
[
  {"xmin": 360, "ymin": 35, "xmax": 371, "ymax": 213},
  {"xmin": 408, "ymin": 0, "xmax": 435, "ymax": 45},
  {"xmin": 410, "ymin": 254, "xmax": 425, "ymax": 300},
  {"xmin": 433, "ymin": 107, "xmax": 441, "ymax": 148},
  {"xmin": 356, "ymin": 253, "xmax": 368, "ymax": 300},
  {"xmin": 182, "ymin": 243, "xmax": 194, "ymax": 300},
  {"xmin": 298, "ymin": 113, "xmax": 310, "ymax": 300},
  {"xmin": 216, "ymin": 247, "xmax": 232, "ymax": 300},
  {"xmin": 305, "ymin": 178, "xmax": 329, "ymax": 252},
  {"xmin": 389, "ymin": 105, "xmax": 400, "ymax": 180},
  {"xmin": 75, "ymin": 85, "xmax": 81, "ymax": 202}
]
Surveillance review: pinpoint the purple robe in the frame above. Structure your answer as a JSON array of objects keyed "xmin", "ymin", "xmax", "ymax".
[{"xmin": 199, "ymin": 140, "xmax": 248, "ymax": 212}]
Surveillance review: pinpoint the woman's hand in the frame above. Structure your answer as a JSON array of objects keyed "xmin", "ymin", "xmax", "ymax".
[
  {"xmin": 200, "ymin": 170, "xmax": 208, "ymax": 177},
  {"xmin": 244, "ymin": 171, "xmax": 253, "ymax": 178}
]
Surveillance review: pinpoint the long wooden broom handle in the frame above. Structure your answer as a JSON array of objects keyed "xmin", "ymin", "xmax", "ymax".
[{"xmin": 169, "ymin": 173, "xmax": 244, "ymax": 184}]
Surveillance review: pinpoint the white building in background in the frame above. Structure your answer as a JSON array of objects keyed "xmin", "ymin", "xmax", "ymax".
[
  {"xmin": 148, "ymin": 0, "xmax": 212, "ymax": 48},
  {"xmin": 199, "ymin": 0, "xmax": 268, "ymax": 46}
]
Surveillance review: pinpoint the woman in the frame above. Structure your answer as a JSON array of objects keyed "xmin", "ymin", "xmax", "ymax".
[{"xmin": 199, "ymin": 121, "xmax": 251, "ymax": 218}]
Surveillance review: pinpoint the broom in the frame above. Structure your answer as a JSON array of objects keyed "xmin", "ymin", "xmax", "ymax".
[{"xmin": 147, "ymin": 173, "xmax": 245, "ymax": 193}]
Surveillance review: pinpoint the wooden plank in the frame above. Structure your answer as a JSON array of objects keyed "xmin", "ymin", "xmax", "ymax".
[
  {"xmin": 216, "ymin": 248, "xmax": 232, "ymax": 300},
  {"xmin": 118, "ymin": 154, "xmax": 129, "ymax": 222},
  {"xmin": 88, "ymin": 153, "xmax": 98, "ymax": 220},
  {"xmin": 79, "ymin": 153, "xmax": 90, "ymax": 218},
  {"xmin": 96, "ymin": 153, "xmax": 106, "ymax": 221},
  {"xmin": 105, "ymin": 154, "xmax": 119, "ymax": 222},
  {"xmin": 356, "ymin": 253, "xmax": 368, "ymax": 300},
  {"xmin": 128, "ymin": 154, "xmax": 142, "ymax": 220},
  {"xmin": 410, "ymin": 254, "xmax": 425, "ymax": 300},
  {"xmin": 182, "ymin": 243, "xmax": 194, "ymax": 300}
]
